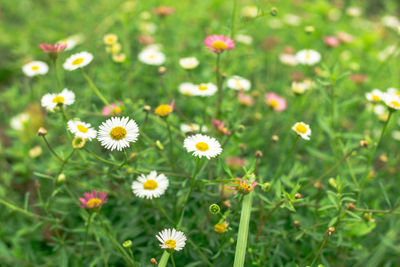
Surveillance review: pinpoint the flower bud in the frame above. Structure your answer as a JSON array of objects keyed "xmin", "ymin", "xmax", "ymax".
[
  {"xmin": 143, "ymin": 105, "xmax": 151, "ymax": 112},
  {"xmin": 314, "ymin": 181, "xmax": 322, "ymax": 190},
  {"xmin": 123, "ymin": 240, "xmax": 132, "ymax": 248},
  {"xmin": 271, "ymin": 135, "xmax": 279, "ymax": 142},
  {"xmin": 158, "ymin": 66, "xmax": 167, "ymax": 75},
  {"xmin": 359, "ymin": 140, "xmax": 368, "ymax": 148},
  {"xmin": 209, "ymin": 204, "xmax": 221, "ymax": 214},
  {"xmin": 346, "ymin": 203, "xmax": 356, "ymax": 211},
  {"xmin": 294, "ymin": 193, "xmax": 303, "ymax": 199},
  {"xmin": 150, "ymin": 258, "xmax": 157, "ymax": 265},
  {"xmin": 328, "ymin": 227, "xmax": 335, "ymax": 235},
  {"xmin": 304, "ymin": 25, "xmax": 315, "ymax": 34},
  {"xmin": 72, "ymin": 136, "xmax": 86, "ymax": 149},
  {"xmin": 328, "ymin": 178, "xmax": 337, "ymax": 188},
  {"xmin": 260, "ymin": 182, "xmax": 270, "ymax": 192},
  {"xmin": 155, "ymin": 140, "xmax": 164, "ymax": 150},
  {"xmin": 57, "ymin": 173, "xmax": 66, "ymax": 183},
  {"xmin": 255, "ymin": 150, "xmax": 263, "ymax": 158},
  {"xmin": 292, "ymin": 220, "xmax": 301, "ymax": 228},
  {"xmin": 37, "ymin": 127, "xmax": 47, "ymax": 136},
  {"xmin": 29, "ymin": 146, "xmax": 42, "ymax": 158},
  {"xmin": 270, "ymin": 7, "xmax": 278, "ymax": 16}
]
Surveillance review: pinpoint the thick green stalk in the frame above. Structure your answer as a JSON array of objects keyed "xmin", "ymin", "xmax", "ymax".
[{"xmin": 233, "ymin": 192, "xmax": 253, "ymax": 267}]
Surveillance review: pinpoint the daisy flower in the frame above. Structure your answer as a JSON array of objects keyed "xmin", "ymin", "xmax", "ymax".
[
  {"xmin": 41, "ymin": 88, "xmax": 75, "ymax": 111},
  {"xmin": 156, "ymin": 228, "xmax": 187, "ymax": 251},
  {"xmin": 212, "ymin": 118, "xmax": 231, "ymax": 135},
  {"xmin": 154, "ymin": 100, "xmax": 174, "ymax": 117},
  {"xmin": 67, "ymin": 120, "xmax": 97, "ymax": 140},
  {"xmin": 365, "ymin": 89, "xmax": 384, "ymax": 102},
  {"xmin": 214, "ymin": 222, "xmax": 229, "ymax": 233},
  {"xmin": 63, "ymin": 51, "xmax": 93, "ymax": 71},
  {"xmin": 180, "ymin": 123, "xmax": 207, "ymax": 134},
  {"xmin": 295, "ymin": 49, "xmax": 321, "ymax": 65},
  {"xmin": 235, "ymin": 34, "xmax": 253, "ymax": 45},
  {"xmin": 179, "ymin": 82, "xmax": 196, "ymax": 95},
  {"xmin": 238, "ymin": 92, "xmax": 254, "ymax": 106},
  {"xmin": 97, "ymin": 117, "xmax": 139, "ymax": 151},
  {"xmin": 131, "ymin": 171, "xmax": 169, "ymax": 199},
  {"xmin": 204, "ymin": 35, "xmax": 235, "ymax": 54},
  {"xmin": 101, "ymin": 102, "xmax": 124, "ymax": 116},
  {"xmin": 79, "ymin": 190, "xmax": 107, "ymax": 209},
  {"xmin": 179, "ymin": 57, "xmax": 199, "ymax": 69},
  {"xmin": 138, "ymin": 47, "xmax": 165, "ymax": 65},
  {"xmin": 57, "ymin": 34, "xmax": 84, "ymax": 50},
  {"xmin": 184, "ymin": 134, "xmax": 222, "ymax": 159},
  {"xmin": 292, "ymin": 122, "xmax": 312, "ymax": 140},
  {"xmin": 10, "ymin": 113, "xmax": 30, "ymax": 131},
  {"xmin": 104, "ymin": 33, "xmax": 118, "ymax": 45},
  {"xmin": 193, "ymin": 83, "xmax": 217, "ymax": 96},
  {"xmin": 22, "ymin": 61, "xmax": 49, "ymax": 77},
  {"xmin": 39, "ymin": 43, "xmax": 67, "ymax": 55},
  {"xmin": 383, "ymin": 92, "xmax": 400, "ymax": 110},
  {"xmin": 279, "ymin": 53, "xmax": 298, "ymax": 66},
  {"xmin": 227, "ymin": 76, "xmax": 251, "ymax": 91},
  {"xmin": 265, "ymin": 92, "xmax": 287, "ymax": 111}
]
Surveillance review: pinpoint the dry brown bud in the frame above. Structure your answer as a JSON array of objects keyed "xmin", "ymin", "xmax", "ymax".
[
  {"xmin": 271, "ymin": 135, "xmax": 279, "ymax": 142},
  {"xmin": 346, "ymin": 203, "xmax": 356, "ymax": 211},
  {"xmin": 37, "ymin": 127, "xmax": 48, "ymax": 136},
  {"xmin": 255, "ymin": 150, "xmax": 263, "ymax": 158},
  {"xmin": 292, "ymin": 220, "xmax": 301, "ymax": 228},
  {"xmin": 313, "ymin": 181, "xmax": 322, "ymax": 190},
  {"xmin": 150, "ymin": 258, "xmax": 157, "ymax": 265},
  {"xmin": 294, "ymin": 193, "xmax": 303, "ymax": 199},
  {"xmin": 328, "ymin": 227, "xmax": 335, "ymax": 235},
  {"xmin": 359, "ymin": 140, "xmax": 368, "ymax": 148}
]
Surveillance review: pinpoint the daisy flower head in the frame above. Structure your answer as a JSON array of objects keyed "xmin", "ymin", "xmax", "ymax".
[
  {"xmin": 57, "ymin": 34, "xmax": 84, "ymax": 51},
  {"xmin": 265, "ymin": 92, "xmax": 287, "ymax": 111},
  {"xmin": 204, "ymin": 35, "xmax": 235, "ymax": 54},
  {"xmin": 79, "ymin": 190, "xmax": 107, "ymax": 210},
  {"xmin": 179, "ymin": 57, "xmax": 199, "ymax": 69},
  {"xmin": 179, "ymin": 82, "xmax": 197, "ymax": 95},
  {"xmin": 67, "ymin": 120, "xmax": 97, "ymax": 140},
  {"xmin": 22, "ymin": 61, "xmax": 49, "ymax": 77},
  {"xmin": 41, "ymin": 88, "xmax": 75, "ymax": 111},
  {"xmin": 39, "ymin": 43, "xmax": 67, "ymax": 56},
  {"xmin": 383, "ymin": 91, "xmax": 400, "ymax": 110},
  {"xmin": 97, "ymin": 117, "xmax": 139, "ymax": 151},
  {"xmin": 138, "ymin": 46, "xmax": 165, "ymax": 65},
  {"xmin": 279, "ymin": 53, "xmax": 298, "ymax": 66},
  {"xmin": 365, "ymin": 89, "xmax": 384, "ymax": 103},
  {"xmin": 235, "ymin": 34, "xmax": 253, "ymax": 45},
  {"xmin": 180, "ymin": 123, "xmax": 207, "ymax": 134},
  {"xmin": 156, "ymin": 228, "xmax": 187, "ymax": 251},
  {"xmin": 227, "ymin": 76, "xmax": 251, "ymax": 91},
  {"xmin": 292, "ymin": 122, "xmax": 312, "ymax": 140},
  {"xmin": 295, "ymin": 49, "xmax": 321, "ymax": 65},
  {"xmin": 153, "ymin": 6, "xmax": 174, "ymax": 16},
  {"xmin": 63, "ymin": 51, "xmax": 93, "ymax": 71},
  {"xmin": 104, "ymin": 33, "xmax": 118, "ymax": 45},
  {"xmin": 102, "ymin": 102, "xmax": 124, "ymax": 116},
  {"xmin": 10, "ymin": 113, "xmax": 30, "ymax": 131},
  {"xmin": 184, "ymin": 134, "xmax": 222, "ymax": 159},
  {"xmin": 193, "ymin": 83, "xmax": 217, "ymax": 96},
  {"xmin": 238, "ymin": 92, "xmax": 254, "ymax": 106},
  {"xmin": 214, "ymin": 222, "xmax": 229, "ymax": 233},
  {"xmin": 212, "ymin": 118, "xmax": 231, "ymax": 135},
  {"xmin": 154, "ymin": 100, "xmax": 174, "ymax": 117},
  {"xmin": 131, "ymin": 171, "xmax": 169, "ymax": 199}
]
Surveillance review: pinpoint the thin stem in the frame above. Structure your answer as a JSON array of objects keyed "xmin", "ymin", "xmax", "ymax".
[
  {"xmin": 215, "ymin": 53, "xmax": 222, "ymax": 118},
  {"xmin": 81, "ymin": 69, "xmax": 110, "ymax": 106},
  {"xmin": 256, "ymin": 200, "xmax": 285, "ymax": 241},
  {"xmin": 80, "ymin": 212, "xmax": 94, "ymax": 264},
  {"xmin": 165, "ymin": 118, "xmax": 176, "ymax": 171},
  {"xmin": 41, "ymin": 135, "xmax": 63, "ymax": 162},
  {"xmin": 170, "ymin": 253, "xmax": 176, "ymax": 267},
  {"xmin": 51, "ymin": 57, "xmax": 62, "ymax": 91},
  {"xmin": 230, "ymin": 0, "xmax": 238, "ymax": 38},
  {"xmin": 310, "ymin": 232, "xmax": 331, "ymax": 266},
  {"xmin": 84, "ymin": 148, "xmax": 120, "ymax": 166},
  {"xmin": 273, "ymin": 135, "xmax": 299, "ymax": 182}
]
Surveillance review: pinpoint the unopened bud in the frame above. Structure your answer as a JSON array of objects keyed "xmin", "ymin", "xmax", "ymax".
[
  {"xmin": 327, "ymin": 227, "xmax": 335, "ymax": 235},
  {"xmin": 328, "ymin": 178, "xmax": 337, "ymax": 188},
  {"xmin": 143, "ymin": 105, "xmax": 151, "ymax": 112},
  {"xmin": 123, "ymin": 240, "xmax": 132, "ymax": 248},
  {"xmin": 304, "ymin": 25, "xmax": 315, "ymax": 34},
  {"xmin": 158, "ymin": 66, "xmax": 167, "ymax": 75},
  {"xmin": 209, "ymin": 203, "xmax": 221, "ymax": 214},
  {"xmin": 223, "ymin": 200, "xmax": 231, "ymax": 208},
  {"xmin": 346, "ymin": 203, "xmax": 356, "ymax": 211},
  {"xmin": 314, "ymin": 181, "xmax": 322, "ymax": 190},
  {"xmin": 255, "ymin": 150, "xmax": 263, "ymax": 158},
  {"xmin": 271, "ymin": 135, "xmax": 279, "ymax": 142},
  {"xmin": 261, "ymin": 182, "xmax": 271, "ymax": 192},
  {"xmin": 155, "ymin": 140, "xmax": 164, "ymax": 150},
  {"xmin": 37, "ymin": 127, "xmax": 47, "ymax": 136},
  {"xmin": 150, "ymin": 258, "xmax": 157, "ymax": 265},
  {"xmin": 292, "ymin": 220, "xmax": 301, "ymax": 228},
  {"xmin": 57, "ymin": 173, "xmax": 66, "ymax": 182},
  {"xmin": 294, "ymin": 193, "xmax": 303, "ymax": 199},
  {"xmin": 359, "ymin": 140, "xmax": 368, "ymax": 148},
  {"xmin": 270, "ymin": 7, "xmax": 278, "ymax": 16},
  {"xmin": 29, "ymin": 146, "xmax": 42, "ymax": 158}
]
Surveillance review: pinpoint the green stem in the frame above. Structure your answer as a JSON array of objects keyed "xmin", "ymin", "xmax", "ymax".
[
  {"xmin": 41, "ymin": 135, "xmax": 63, "ymax": 162},
  {"xmin": 80, "ymin": 212, "xmax": 94, "ymax": 264},
  {"xmin": 81, "ymin": 69, "xmax": 110, "ymax": 106},
  {"xmin": 215, "ymin": 53, "xmax": 222, "ymax": 118},
  {"xmin": 158, "ymin": 251, "xmax": 170, "ymax": 267},
  {"xmin": 51, "ymin": 57, "xmax": 62, "ymax": 91},
  {"xmin": 273, "ymin": 135, "xmax": 299, "ymax": 182},
  {"xmin": 171, "ymin": 253, "xmax": 176, "ymax": 267},
  {"xmin": 165, "ymin": 118, "xmax": 176, "ymax": 171},
  {"xmin": 233, "ymin": 192, "xmax": 253, "ymax": 267},
  {"xmin": 84, "ymin": 148, "xmax": 120, "ymax": 166},
  {"xmin": 230, "ymin": 0, "xmax": 238, "ymax": 38}
]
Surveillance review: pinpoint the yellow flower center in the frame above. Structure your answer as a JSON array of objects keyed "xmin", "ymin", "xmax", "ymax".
[
  {"xmin": 107, "ymin": 37, "xmax": 115, "ymax": 43},
  {"xmin": 198, "ymin": 85, "xmax": 208, "ymax": 91},
  {"xmin": 52, "ymin": 96, "xmax": 65, "ymax": 104},
  {"xmin": 235, "ymin": 80, "xmax": 244, "ymax": 89},
  {"xmin": 214, "ymin": 223, "xmax": 228, "ymax": 233},
  {"xmin": 155, "ymin": 104, "xmax": 172, "ymax": 116},
  {"xmin": 268, "ymin": 99, "xmax": 279, "ymax": 108},
  {"xmin": 72, "ymin": 58, "xmax": 84, "ymax": 65},
  {"xmin": 305, "ymin": 52, "xmax": 311, "ymax": 59},
  {"xmin": 211, "ymin": 40, "xmax": 228, "ymax": 50},
  {"xmin": 113, "ymin": 107, "xmax": 122, "ymax": 114},
  {"xmin": 149, "ymin": 54, "xmax": 156, "ymax": 59},
  {"xmin": 195, "ymin": 142, "xmax": 209, "ymax": 151},
  {"xmin": 164, "ymin": 239, "xmax": 176, "ymax": 249},
  {"xmin": 31, "ymin": 65, "xmax": 39, "ymax": 71},
  {"xmin": 86, "ymin": 198, "xmax": 102, "ymax": 208},
  {"xmin": 391, "ymin": 101, "xmax": 400, "ymax": 108},
  {"xmin": 109, "ymin": 126, "xmax": 127, "ymax": 140},
  {"xmin": 77, "ymin": 124, "xmax": 88, "ymax": 133},
  {"xmin": 143, "ymin": 179, "xmax": 158, "ymax": 190},
  {"xmin": 295, "ymin": 124, "xmax": 307, "ymax": 134},
  {"xmin": 372, "ymin": 95, "xmax": 380, "ymax": 102}
]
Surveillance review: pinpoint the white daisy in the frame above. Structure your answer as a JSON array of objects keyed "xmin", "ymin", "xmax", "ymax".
[
  {"xmin": 365, "ymin": 89, "xmax": 384, "ymax": 102},
  {"xmin": 22, "ymin": 61, "xmax": 49, "ymax": 77},
  {"xmin": 138, "ymin": 47, "xmax": 165, "ymax": 65},
  {"xmin": 179, "ymin": 57, "xmax": 199, "ymax": 69},
  {"xmin": 184, "ymin": 134, "xmax": 222, "ymax": 159},
  {"xmin": 180, "ymin": 123, "xmax": 207, "ymax": 134},
  {"xmin": 227, "ymin": 76, "xmax": 251, "ymax": 91},
  {"xmin": 97, "ymin": 117, "xmax": 139, "ymax": 151},
  {"xmin": 383, "ymin": 92, "xmax": 400, "ymax": 110},
  {"xmin": 179, "ymin": 82, "xmax": 197, "ymax": 95},
  {"xmin": 41, "ymin": 88, "xmax": 75, "ymax": 111},
  {"xmin": 131, "ymin": 171, "xmax": 169, "ymax": 199},
  {"xmin": 292, "ymin": 79, "xmax": 315, "ymax": 94},
  {"xmin": 292, "ymin": 122, "xmax": 312, "ymax": 140},
  {"xmin": 279, "ymin": 54, "xmax": 298, "ymax": 66},
  {"xmin": 156, "ymin": 228, "xmax": 187, "ymax": 251},
  {"xmin": 235, "ymin": 34, "xmax": 253, "ymax": 45},
  {"xmin": 104, "ymin": 33, "xmax": 118, "ymax": 45},
  {"xmin": 10, "ymin": 113, "xmax": 30, "ymax": 131},
  {"xmin": 67, "ymin": 120, "xmax": 97, "ymax": 140},
  {"xmin": 295, "ymin": 49, "xmax": 321, "ymax": 65},
  {"xmin": 193, "ymin": 83, "xmax": 217, "ymax": 96},
  {"xmin": 57, "ymin": 34, "xmax": 84, "ymax": 51},
  {"xmin": 63, "ymin": 51, "xmax": 93, "ymax": 71}
]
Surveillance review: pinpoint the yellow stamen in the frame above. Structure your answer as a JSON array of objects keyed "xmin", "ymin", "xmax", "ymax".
[
  {"xmin": 295, "ymin": 124, "xmax": 307, "ymax": 134},
  {"xmin": 31, "ymin": 66, "xmax": 39, "ymax": 71},
  {"xmin": 164, "ymin": 239, "xmax": 176, "ymax": 249},
  {"xmin": 268, "ymin": 99, "xmax": 279, "ymax": 108},
  {"xmin": 86, "ymin": 198, "xmax": 102, "ymax": 208},
  {"xmin": 52, "ymin": 96, "xmax": 65, "ymax": 104},
  {"xmin": 143, "ymin": 179, "xmax": 158, "ymax": 190},
  {"xmin": 372, "ymin": 95, "xmax": 380, "ymax": 102},
  {"xmin": 77, "ymin": 124, "xmax": 88, "ymax": 133},
  {"xmin": 155, "ymin": 104, "xmax": 172, "ymax": 116},
  {"xmin": 214, "ymin": 222, "xmax": 228, "ymax": 233},
  {"xmin": 211, "ymin": 40, "xmax": 228, "ymax": 50},
  {"xmin": 198, "ymin": 85, "xmax": 208, "ymax": 91},
  {"xmin": 109, "ymin": 126, "xmax": 127, "ymax": 140},
  {"xmin": 391, "ymin": 101, "xmax": 400, "ymax": 108},
  {"xmin": 195, "ymin": 142, "xmax": 209, "ymax": 151},
  {"xmin": 72, "ymin": 58, "xmax": 84, "ymax": 65}
]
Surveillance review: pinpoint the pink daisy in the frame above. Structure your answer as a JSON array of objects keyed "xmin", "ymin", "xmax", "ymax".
[
  {"xmin": 265, "ymin": 92, "xmax": 287, "ymax": 112},
  {"xmin": 323, "ymin": 36, "xmax": 340, "ymax": 47},
  {"xmin": 204, "ymin": 35, "xmax": 235, "ymax": 53},
  {"xmin": 39, "ymin": 43, "xmax": 67, "ymax": 54},
  {"xmin": 79, "ymin": 190, "xmax": 107, "ymax": 209},
  {"xmin": 212, "ymin": 118, "xmax": 231, "ymax": 135},
  {"xmin": 101, "ymin": 101, "xmax": 124, "ymax": 116},
  {"xmin": 238, "ymin": 92, "xmax": 254, "ymax": 106}
]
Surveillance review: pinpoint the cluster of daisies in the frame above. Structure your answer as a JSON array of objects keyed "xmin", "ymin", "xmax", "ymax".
[{"xmin": 366, "ymin": 87, "xmax": 400, "ymax": 111}]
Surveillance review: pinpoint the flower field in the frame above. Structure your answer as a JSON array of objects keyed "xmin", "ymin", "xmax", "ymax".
[{"xmin": 2, "ymin": 0, "xmax": 400, "ymax": 266}]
